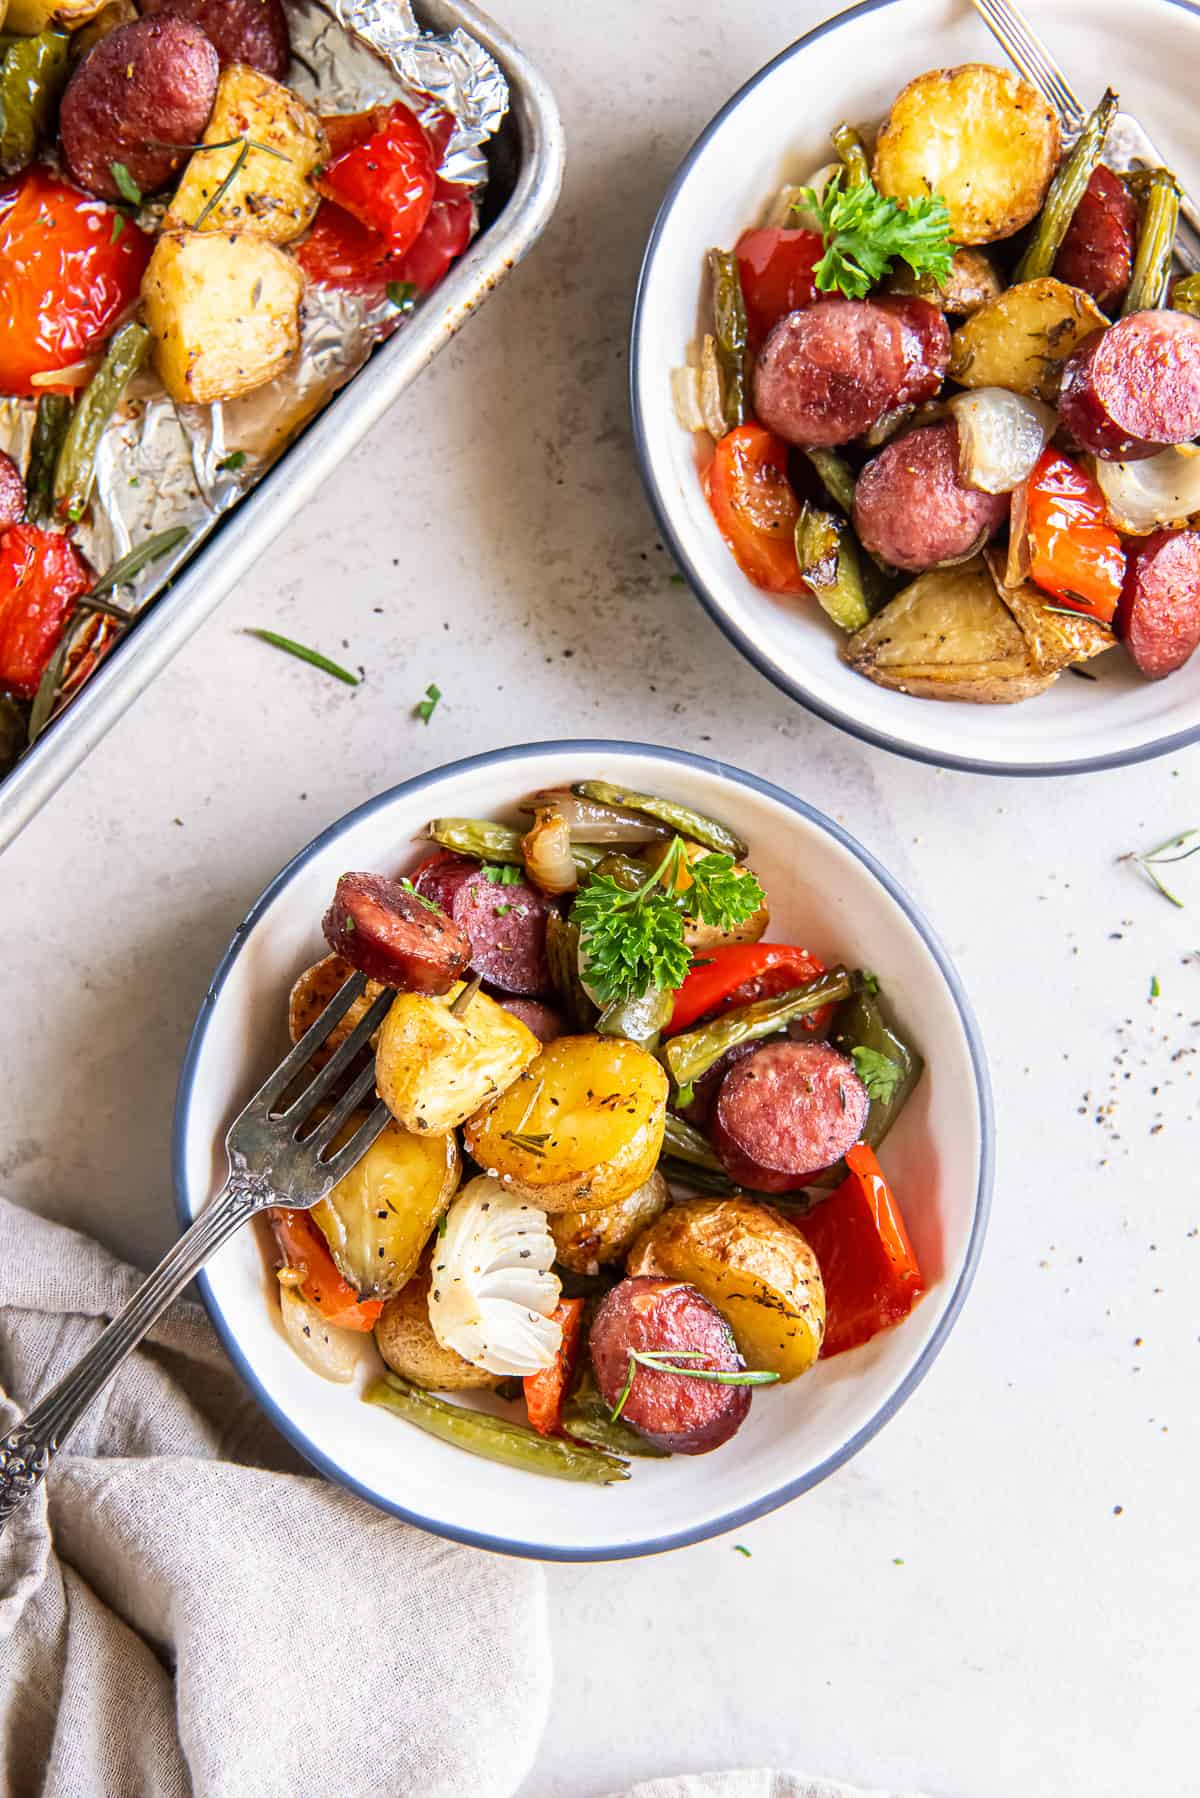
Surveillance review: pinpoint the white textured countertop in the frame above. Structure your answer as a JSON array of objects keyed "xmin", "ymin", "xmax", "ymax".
[{"xmin": 3, "ymin": 2, "xmax": 1197, "ymax": 1793}]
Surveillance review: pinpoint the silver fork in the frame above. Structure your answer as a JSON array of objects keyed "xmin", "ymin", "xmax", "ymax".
[
  {"xmin": 0, "ymin": 971, "xmax": 394, "ymax": 1533},
  {"xmin": 971, "ymin": 0, "xmax": 1200, "ymax": 273}
]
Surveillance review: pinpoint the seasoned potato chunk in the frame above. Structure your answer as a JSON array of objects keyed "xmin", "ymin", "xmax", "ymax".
[
  {"xmin": 6, "ymin": 0, "xmax": 107, "ymax": 29},
  {"xmin": 165, "ymin": 63, "xmax": 325, "ymax": 242},
  {"xmin": 873, "ymin": 63, "xmax": 1059, "ymax": 245},
  {"xmin": 142, "ymin": 229, "xmax": 303, "ymax": 404},
  {"xmin": 627, "ymin": 1197, "xmax": 825, "ymax": 1381},
  {"xmin": 550, "ymin": 1169, "xmax": 671, "ymax": 1275},
  {"xmin": 375, "ymin": 1252, "xmax": 502, "ymax": 1392},
  {"xmin": 984, "ymin": 550, "xmax": 1115, "ymax": 677},
  {"xmin": 842, "ymin": 557, "xmax": 1057, "ymax": 704},
  {"xmin": 375, "ymin": 983, "xmax": 540, "ymax": 1136},
  {"xmin": 463, "ymin": 1035, "xmax": 669, "ymax": 1214},
  {"xmin": 311, "ymin": 1119, "xmax": 460, "ymax": 1299},
  {"xmin": 949, "ymin": 278, "xmax": 1107, "ymax": 398},
  {"xmin": 287, "ymin": 952, "xmax": 386, "ymax": 1063}
]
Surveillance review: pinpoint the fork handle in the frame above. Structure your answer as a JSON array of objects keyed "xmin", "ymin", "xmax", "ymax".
[{"xmin": 0, "ymin": 1174, "xmax": 266, "ymax": 1533}]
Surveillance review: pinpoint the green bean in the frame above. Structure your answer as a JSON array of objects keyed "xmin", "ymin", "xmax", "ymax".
[
  {"xmin": 561, "ymin": 1371, "xmax": 668, "ymax": 1458},
  {"xmin": 0, "ymin": 28, "xmax": 69, "ymax": 177},
  {"xmin": 708, "ymin": 248, "xmax": 749, "ymax": 428},
  {"xmin": 831, "ymin": 122, "xmax": 869, "ymax": 186},
  {"xmin": 664, "ymin": 968, "xmax": 853, "ymax": 1088},
  {"xmin": 24, "ymin": 393, "xmax": 73, "ymax": 525},
  {"xmin": 1013, "ymin": 89, "xmax": 1118, "ymax": 284},
  {"xmin": 794, "ymin": 502, "xmax": 871, "ymax": 632},
  {"xmin": 573, "ymin": 782, "xmax": 747, "ymax": 860},
  {"xmin": 1171, "ymin": 272, "xmax": 1200, "ymax": 318},
  {"xmin": 52, "ymin": 322, "xmax": 151, "ymax": 522},
  {"xmin": 661, "ymin": 1112, "xmax": 724, "ymax": 1171},
  {"xmin": 425, "ymin": 817, "xmax": 605, "ymax": 873},
  {"xmin": 365, "ymin": 1374, "xmax": 630, "ymax": 1483},
  {"xmin": 593, "ymin": 851, "xmax": 647, "ymax": 891},
  {"xmin": 659, "ymin": 1157, "xmax": 817, "ymax": 1210},
  {"xmin": 1122, "ymin": 169, "xmax": 1181, "ymax": 314},
  {"xmin": 803, "ymin": 447, "xmax": 858, "ymax": 518},
  {"xmin": 598, "ymin": 985, "xmax": 673, "ymax": 1053},
  {"xmin": 545, "ymin": 911, "xmax": 598, "ymax": 1031}
]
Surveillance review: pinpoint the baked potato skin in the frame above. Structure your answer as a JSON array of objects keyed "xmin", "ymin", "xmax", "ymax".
[
  {"xmin": 375, "ymin": 985, "xmax": 540, "ymax": 1136},
  {"xmin": 375, "ymin": 1254, "xmax": 502, "ymax": 1392},
  {"xmin": 873, "ymin": 63, "xmax": 1060, "ymax": 246},
  {"xmin": 628, "ymin": 1197, "xmax": 825, "ymax": 1381},
  {"xmin": 948, "ymin": 278, "xmax": 1108, "ymax": 399},
  {"xmin": 463, "ymin": 1035, "xmax": 670, "ymax": 1214},
  {"xmin": 984, "ymin": 549, "xmax": 1115, "ymax": 676},
  {"xmin": 288, "ymin": 952, "xmax": 387, "ymax": 1060},
  {"xmin": 550, "ymin": 1170, "xmax": 671, "ymax": 1275}
]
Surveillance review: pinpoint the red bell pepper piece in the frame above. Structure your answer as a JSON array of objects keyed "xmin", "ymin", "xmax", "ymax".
[
  {"xmin": 1022, "ymin": 447, "xmax": 1126, "ymax": 624},
  {"xmin": 269, "ymin": 1210, "xmax": 384, "ymax": 1333},
  {"xmin": 666, "ymin": 942, "xmax": 832, "ymax": 1035},
  {"xmin": 0, "ymin": 525, "xmax": 93, "ymax": 699},
  {"xmin": 315, "ymin": 100, "xmax": 436, "ymax": 254},
  {"xmin": 735, "ymin": 225, "xmax": 823, "ymax": 344},
  {"xmin": 703, "ymin": 423, "xmax": 807, "ymax": 595},
  {"xmin": 523, "ymin": 1297, "xmax": 585, "ymax": 1437},
  {"xmin": 799, "ymin": 1143, "xmax": 924, "ymax": 1357}
]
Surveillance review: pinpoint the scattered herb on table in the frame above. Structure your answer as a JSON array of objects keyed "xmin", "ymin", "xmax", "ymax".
[
  {"xmin": 1120, "ymin": 829, "xmax": 1200, "ymax": 908},
  {"xmin": 386, "ymin": 280, "xmax": 416, "ymax": 311},
  {"xmin": 218, "ymin": 450, "xmax": 247, "ymax": 472},
  {"xmin": 733, "ymin": 1544, "xmax": 752, "ymax": 1558},
  {"xmin": 415, "ymin": 681, "xmax": 441, "ymax": 724},
  {"xmin": 245, "ymin": 628, "xmax": 360, "ymax": 686},
  {"xmin": 1150, "ymin": 974, "xmax": 1161, "ymax": 999},
  {"xmin": 796, "ymin": 171, "xmax": 954, "ymax": 300}
]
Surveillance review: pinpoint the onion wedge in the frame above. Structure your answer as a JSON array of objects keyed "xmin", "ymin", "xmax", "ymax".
[
  {"xmin": 949, "ymin": 388, "xmax": 1056, "ymax": 494},
  {"xmin": 1094, "ymin": 445, "xmax": 1200, "ymax": 535}
]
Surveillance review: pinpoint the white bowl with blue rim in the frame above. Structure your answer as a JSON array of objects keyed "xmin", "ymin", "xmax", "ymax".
[
  {"xmin": 630, "ymin": 0, "xmax": 1200, "ymax": 776},
  {"xmin": 173, "ymin": 741, "xmax": 992, "ymax": 1559}
]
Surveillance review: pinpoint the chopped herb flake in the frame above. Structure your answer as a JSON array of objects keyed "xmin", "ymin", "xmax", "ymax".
[
  {"xmin": 218, "ymin": 450, "xmax": 247, "ymax": 472},
  {"xmin": 110, "ymin": 161, "xmax": 142, "ymax": 206},
  {"xmin": 245, "ymin": 628, "xmax": 360, "ymax": 686},
  {"xmin": 415, "ymin": 681, "xmax": 441, "ymax": 724}
]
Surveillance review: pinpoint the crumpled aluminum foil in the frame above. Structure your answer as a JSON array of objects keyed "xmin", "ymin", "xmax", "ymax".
[{"xmin": 0, "ymin": 0, "xmax": 507, "ymax": 699}]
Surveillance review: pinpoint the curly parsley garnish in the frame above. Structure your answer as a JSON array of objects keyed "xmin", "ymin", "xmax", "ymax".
[
  {"xmin": 797, "ymin": 172, "xmax": 953, "ymax": 300},
  {"xmin": 851, "ymin": 1045, "xmax": 904, "ymax": 1104}
]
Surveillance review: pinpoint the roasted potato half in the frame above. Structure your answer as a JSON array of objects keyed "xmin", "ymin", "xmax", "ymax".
[
  {"xmin": 165, "ymin": 63, "xmax": 325, "ymax": 243},
  {"xmin": 627, "ymin": 1197, "xmax": 825, "ymax": 1381},
  {"xmin": 375, "ymin": 1252, "xmax": 502, "ymax": 1392},
  {"xmin": 550, "ymin": 1169, "xmax": 671, "ymax": 1275},
  {"xmin": 842, "ymin": 556, "xmax": 1058, "ymax": 704},
  {"xmin": 6, "ymin": 0, "xmax": 107, "ymax": 30},
  {"xmin": 949, "ymin": 278, "xmax": 1107, "ymax": 399},
  {"xmin": 984, "ymin": 550, "xmax": 1115, "ymax": 677},
  {"xmin": 288, "ymin": 953, "xmax": 387, "ymax": 1062},
  {"xmin": 375, "ymin": 984, "xmax": 540, "ymax": 1136},
  {"xmin": 142, "ymin": 229, "xmax": 304, "ymax": 405},
  {"xmin": 886, "ymin": 247, "xmax": 1002, "ymax": 316},
  {"xmin": 873, "ymin": 63, "xmax": 1059, "ymax": 245},
  {"xmin": 311, "ymin": 1119, "xmax": 460, "ymax": 1300},
  {"xmin": 464, "ymin": 1035, "xmax": 669, "ymax": 1214}
]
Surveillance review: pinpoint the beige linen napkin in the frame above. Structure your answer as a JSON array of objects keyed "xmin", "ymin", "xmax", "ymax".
[
  {"xmin": 616, "ymin": 1778, "xmax": 928, "ymax": 1797},
  {"xmin": 0, "ymin": 1198, "xmax": 550, "ymax": 1798}
]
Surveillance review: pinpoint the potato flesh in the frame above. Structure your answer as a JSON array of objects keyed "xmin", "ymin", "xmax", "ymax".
[
  {"xmin": 873, "ymin": 62, "xmax": 1059, "ymax": 246},
  {"xmin": 311, "ymin": 1119, "xmax": 460, "ymax": 1299},
  {"xmin": 550, "ymin": 1169, "xmax": 671, "ymax": 1275},
  {"xmin": 6, "ymin": 0, "xmax": 107, "ymax": 29},
  {"xmin": 984, "ymin": 550, "xmax": 1115, "ymax": 676},
  {"xmin": 463, "ymin": 1034, "xmax": 669, "ymax": 1214},
  {"xmin": 287, "ymin": 952, "xmax": 387, "ymax": 1061},
  {"xmin": 142, "ymin": 229, "xmax": 303, "ymax": 405},
  {"xmin": 164, "ymin": 63, "xmax": 325, "ymax": 243},
  {"xmin": 627, "ymin": 1198, "xmax": 825, "ymax": 1381},
  {"xmin": 949, "ymin": 278, "xmax": 1108, "ymax": 399},
  {"xmin": 375, "ymin": 984, "xmax": 540, "ymax": 1136},
  {"xmin": 643, "ymin": 840, "xmax": 770, "ymax": 952}
]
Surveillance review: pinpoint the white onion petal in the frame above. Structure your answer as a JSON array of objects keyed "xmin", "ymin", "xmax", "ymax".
[
  {"xmin": 428, "ymin": 1177, "xmax": 561, "ymax": 1376},
  {"xmin": 772, "ymin": 162, "xmax": 841, "ymax": 230},
  {"xmin": 671, "ymin": 334, "xmax": 726, "ymax": 439},
  {"xmin": 522, "ymin": 805, "xmax": 577, "ymax": 895},
  {"xmin": 949, "ymin": 388, "xmax": 1056, "ymax": 494},
  {"xmin": 278, "ymin": 1283, "xmax": 358, "ymax": 1384},
  {"xmin": 1094, "ymin": 445, "xmax": 1200, "ymax": 535}
]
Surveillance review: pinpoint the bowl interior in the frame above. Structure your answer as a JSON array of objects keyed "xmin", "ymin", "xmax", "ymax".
[
  {"xmin": 632, "ymin": 0, "xmax": 1200, "ymax": 774},
  {"xmin": 174, "ymin": 744, "xmax": 990, "ymax": 1558}
]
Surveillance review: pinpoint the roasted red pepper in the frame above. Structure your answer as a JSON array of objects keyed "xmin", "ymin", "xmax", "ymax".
[
  {"xmin": 269, "ymin": 1209, "xmax": 384, "ymax": 1333},
  {"xmin": 523, "ymin": 1297, "xmax": 585, "ymax": 1437},
  {"xmin": 703, "ymin": 423, "xmax": 807, "ymax": 595},
  {"xmin": 799, "ymin": 1143, "xmax": 924, "ymax": 1358},
  {"xmin": 297, "ymin": 179, "xmax": 472, "ymax": 295},
  {"xmin": 1023, "ymin": 447, "xmax": 1126, "ymax": 624},
  {"xmin": 0, "ymin": 525, "xmax": 92, "ymax": 699},
  {"xmin": 0, "ymin": 167, "xmax": 151, "ymax": 397},
  {"xmin": 666, "ymin": 942, "xmax": 832, "ymax": 1035},
  {"xmin": 315, "ymin": 100, "xmax": 436, "ymax": 254},
  {"xmin": 735, "ymin": 226, "xmax": 823, "ymax": 343}
]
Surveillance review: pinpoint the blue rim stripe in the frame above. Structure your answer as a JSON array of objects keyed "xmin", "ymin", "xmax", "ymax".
[
  {"xmin": 172, "ymin": 739, "xmax": 995, "ymax": 1561},
  {"xmin": 629, "ymin": 0, "xmax": 1200, "ymax": 778}
]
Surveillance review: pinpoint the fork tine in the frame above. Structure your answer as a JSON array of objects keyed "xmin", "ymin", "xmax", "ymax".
[
  {"xmin": 971, "ymin": 0, "xmax": 1085, "ymax": 131},
  {"xmin": 231, "ymin": 970, "xmax": 367, "ymax": 1125},
  {"xmin": 309, "ymin": 1086, "xmax": 389, "ymax": 1174},
  {"xmin": 279, "ymin": 986, "xmax": 394, "ymax": 1128}
]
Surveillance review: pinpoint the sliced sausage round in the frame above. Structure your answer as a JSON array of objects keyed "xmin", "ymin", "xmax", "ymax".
[
  {"xmin": 751, "ymin": 297, "xmax": 908, "ymax": 447},
  {"xmin": 1116, "ymin": 528, "xmax": 1200, "ymax": 679},
  {"xmin": 675, "ymin": 1040, "xmax": 757, "ymax": 1127},
  {"xmin": 60, "ymin": 17, "xmax": 219, "ymax": 201},
  {"xmin": 852, "ymin": 420, "xmax": 1009, "ymax": 572},
  {"xmin": 0, "ymin": 452, "xmax": 24, "ymax": 531},
  {"xmin": 588, "ymin": 1276, "xmax": 751, "ymax": 1454},
  {"xmin": 414, "ymin": 853, "xmax": 553, "ymax": 996},
  {"xmin": 322, "ymin": 872, "xmax": 471, "ymax": 994},
  {"xmin": 874, "ymin": 295, "xmax": 951, "ymax": 405},
  {"xmin": 1058, "ymin": 311, "xmax": 1200, "ymax": 461},
  {"xmin": 499, "ymin": 997, "xmax": 563, "ymax": 1043},
  {"xmin": 711, "ymin": 1040, "xmax": 869, "ymax": 1193},
  {"xmin": 1052, "ymin": 165, "xmax": 1137, "ymax": 313},
  {"xmin": 140, "ymin": 0, "xmax": 290, "ymax": 77}
]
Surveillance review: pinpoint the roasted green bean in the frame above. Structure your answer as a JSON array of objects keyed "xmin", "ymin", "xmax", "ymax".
[
  {"xmin": 1122, "ymin": 169, "xmax": 1181, "ymax": 314},
  {"xmin": 561, "ymin": 1371, "xmax": 669, "ymax": 1458},
  {"xmin": 831, "ymin": 121, "xmax": 869, "ymax": 186},
  {"xmin": 660, "ymin": 1156, "xmax": 818, "ymax": 1209},
  {"xmin": 794, "ymin": 502, "xmax": 871, "ymax": 633},
  {"xmin": 1013, "ymin": 89, "xmax": 1118, "ymax": 284},
  {"xmin": 708, "ymin": 248, "xmax": 749, "ymax": 428},
  {"xmin": 24, "ymin": 393, "xmax": 73, "ymax": 525},
  {"xmin": 597, "ymin": 984, "xmax": 673, "ymax": 1053},
  {"xmin": 365, "ymin": 1374, "xmax": 630, "ymax": 1483},
  {"xmin": 573, "ymin": 782, "xmax": 747, "ymax": 860},
  {"xmin": 425, "ymin": 817, "xmax": 605, "ymax": 873},
  {"xmin": 53, "ymin": 322, "xmax": 151, "ymax": 522},
  {"xmin": 593, "ymin": 851, "xmax": 647, "ymax": 892},
  {"xmin": 803, "ymin": 447, "xmax": 858, "ymax": 518},
  {"xmin": 661, "ymin": 1111, "xmax": 724, "ymax": 1171},
  {"xmin": 0, "ymin": 28, "xmax": 69, "ymax": 176},
  {"xmin": 664, "ymin": 968, "xmax": 854, "ymax": 1088}
]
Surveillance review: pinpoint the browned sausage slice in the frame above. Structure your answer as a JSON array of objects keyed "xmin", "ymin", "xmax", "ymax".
[
  {"xmin": 874, "ymin": 296, "xmax": 951, "ymax": 405},
  {"xmin": 1117, "ymin": 529, "xmax": 1200, "ymax": 678},
  {"xmin": 1052, "ymin": 166, "xmax": 1137, "ymax": 312},
  {"xmin": 752, "ymin": 297, "xmax": 908, "ymax": 446},
  {"xmin": 499, "ymin": 997, "xmax": 563, "ymax": 1042},
  {"xmin": 140, "ymin": 0, "xmax": 290, "ymax": 77},
  {"xmin": 414, "ymin": 853, "xmax": 553, "ymax": 996},
  {"xmin": 60, "ymin": 17, "xmax": 219, "ymax": 201},
  {"xmin": 852, "ymin": 420, "xmax": 1009, "ymax": 573},
  {"xmin": 588, "ymin": 1276, "xmax": 752, "ymax": 1454},
  {"xmin": 0, "ymin": 453, "xmax": 24, "ymax": 531},
  {"xmin": 711, "ymin": 1040, "xmax": 868, "ymax": 1193},
  {"xmin": 1058, "ymin": 311, "xmax": 1200, "ymax": 461},
  {"xmin": 322, "ymin": 872, "xmax": 471, "ymax": 994}
]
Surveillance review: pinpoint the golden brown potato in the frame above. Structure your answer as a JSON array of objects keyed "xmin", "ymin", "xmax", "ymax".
[
  {"xmin": 287, "ymin": 953, "xmax": 387, "ymax": 1063},
  {"xmin": 464, "ymin": 1034, "xmax": 669, "ymax": 1214},
  {"xmin": 886, "ymin": 247, "xmax": 1002, "ymax": 316},
  {"xmin": 550, "ymin": 1170, "xmax": 671, "ymax": 1275},
  {"xmin": 873, "ymin": 63, "xmax": 1059, "ymax": 245},
  {"xmin": 164, "ymin": 64, "xmax": 325, "ymax": 243},
  {"xmin": 627, "ymin": 1197, "xmax": 825, "ymax": 1381},
  {"xmin": 374, "ymin": 1253, "xmax": 502, "ymax": 1392},
  {"xmin": 375, "ymin": 984, "xmax": 540, "ymax": 1136},
  {"xmin": 6, "ymin": 0, "xmax": 107, "ymax": 29},
  {"xmin": 142, "ymin": 229, "xmax": 304, "ymax": 405},
  {"xmin": 842, "ymin": 557, "xmax": 1058, "ymax": 704},
  {"xmin": 69, "ymin": 0, "xmax": 136, "ymax": 56},
  {"xmin": 949, "ymin": 278, "xmax": 1108, "ymax": 398},
  {"xmin": 643, "ymin": 839, "xmax": 770, "ymax": 952},
  {"xmin": 311, "ymin": 1119, "xmax": 460, "ymax": 1299},
  {"xmin": 984, "ymin": 550, "xmax": 1115, "ymax": 677}
]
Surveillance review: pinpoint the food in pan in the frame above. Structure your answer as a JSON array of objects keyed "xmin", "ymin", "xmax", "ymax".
[
  {"xmin": 262, "ymin": 779, "xmax": 928, "ymax": 1484},
  {"xmin": 676, "ymin": 67, "xmax": 1200, "ymax": 700}
]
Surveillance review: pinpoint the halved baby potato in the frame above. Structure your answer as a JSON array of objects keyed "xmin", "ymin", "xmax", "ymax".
[
  {"xmin": 375, "ymin": 1251, "xmax": 503, "ymax": 1392},
  {"xmin": 287, "ymin": 952, "xmax": 386, "ymax": 1061},
  {"xmin": 164, "ymin": 63, "xmax": 325, "ymax": 243},
  {"xmin": 6, "ymin": 0, "xmax": 107, "ymax": 29},
  {"xmin": 141, "ymin": 229, "xmax": 304, "ymax": 405},
  {"xmin": 311, "ymin": 1118, "xmax": 460, "ymax": 1300},
  {"xmin": 984, "ymin": 549, "xmax": 1115, "ymax": 677},
  {"xmin": 463, "ymin": 1034, "xmax": 669, "ymax": 1213},
  {"xmin": 375, "ymin": 983, "xmax": 540, "ymax": 1136},
  {"xmin": 549, "ymin": 1169, "xmax": 671, "ymax": 1275},
  {"xmin": 948, "ymin": 278, "xmax": 1108, "ymax": 399}
]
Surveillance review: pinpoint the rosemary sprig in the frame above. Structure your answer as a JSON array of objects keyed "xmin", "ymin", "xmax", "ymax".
[
  {"xmin": 610, "ymin": 1348, "xmax": 780, "ymax": 1422},
  {"xmin": 192, "ymin": 139, "xmax": 251, "ymax": 229},
  {"xmin": 244, "ymin": 628, "xmax": 360, "ymax": 686},
  {"xmin": 1120, "ymin": 829, "xmax": 1200, "ymax": 908},
  {"xmin": 26, "ymin": 626, "xmax": 78, "ymax": 746},
  {"xmin": 448, "ymin": 972, "xmax": 483, "ymax": 1016},
  {"xmin": 90, "ymin": 527, "xmax": 189, "ymax": 597},
  {"xmin": 500, "ymin": 1129, "xmax": 551, "ymax": 1157}
]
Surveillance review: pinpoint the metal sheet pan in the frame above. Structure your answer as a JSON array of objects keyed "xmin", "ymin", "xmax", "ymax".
[{"xmin": 0, "ymin": 0, "xmax": 563, "ymax": 853}]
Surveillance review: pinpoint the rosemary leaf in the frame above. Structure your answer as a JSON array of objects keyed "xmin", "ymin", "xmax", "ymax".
[{"xmin": 245, "ymin": 628, "xmax": 360, "ymax": 687}]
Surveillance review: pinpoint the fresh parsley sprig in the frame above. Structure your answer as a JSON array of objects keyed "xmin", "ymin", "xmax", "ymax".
[
  {"xmin": 851, "ymin": 1044, "xmax": 904, "ymax": 1104},
  {"xmin": 796, "ymin": 171, "xmax": 953, "ymax": 300},
  {"xmin": 572, "ymin": 837, "xmax": 764, "ymax": 1007}
]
